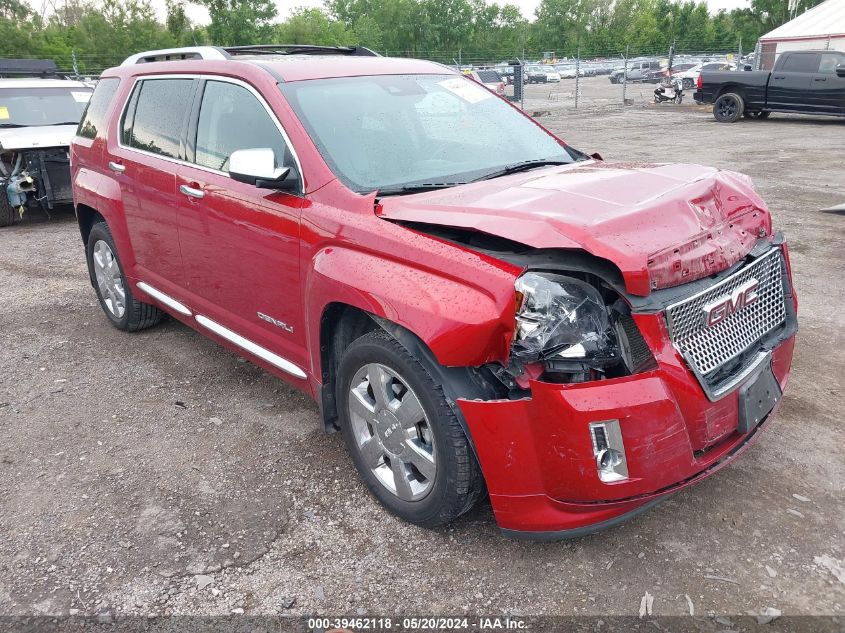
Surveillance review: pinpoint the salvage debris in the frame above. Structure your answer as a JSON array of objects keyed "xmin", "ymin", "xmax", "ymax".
[
  {"xmin": 638, "ymin": 591, "xmax": 654, "ymax": 618},
  {"xmin": 756, "ymin": 606, "xmax": 782, "ymax": 624},
  {"xmin": 195, "ymin": 574, "xmax": 214, "ymax": 591},
  {"xmin": 814, "ymin": 555, "xmax": 845, "ymax": 584},
  {"xmin": 704, "ymin": 574, "xmax": 739, "ymax": 584}
]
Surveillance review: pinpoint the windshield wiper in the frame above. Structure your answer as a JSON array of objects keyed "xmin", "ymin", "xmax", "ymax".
[
  {"xmin": 471, "ymin": 159, "xmax": 571, "ymax": 182},
  {"xmin": 0, "ymin": 123, "xmax": 27, "ymax": 128},
  {"xmin": 377, "ymin": 182, "xmax": 467, "ymax": 197},
  {"xmin": 43, "ymin": 121, "xmax": 79, "ymax": 126}
]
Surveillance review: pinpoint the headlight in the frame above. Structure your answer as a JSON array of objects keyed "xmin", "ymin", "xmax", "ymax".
[{"xmin": 512, "ymin": 272, "xmax": 617, "ymax": 366}]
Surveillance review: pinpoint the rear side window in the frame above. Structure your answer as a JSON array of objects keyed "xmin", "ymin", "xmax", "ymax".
[
  {"xmin": 77, "ymin": 78, "xmax": 119, "ymax": 140},
  {"xmin": 127, "ymin": 79, "xmax": 193, "ymax": 159},
  {"xmin": 194, "ymin": 80, "xmax": 290, "ymax": 172},
  {"xmin": 780, "ymin": 53, "xmax": 819, "ymax": 73},
  {"xmin": 818, "ymin": 53, "xmax": 842, "ymax": 74}
]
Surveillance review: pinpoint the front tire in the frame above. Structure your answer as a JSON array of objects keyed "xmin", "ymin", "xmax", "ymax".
[
  {"xmin": 336, "ymin": 330, "xmax": 484, "ymax": 528},
  {"xmin": 0, "ymin": 195, "xmax": 16, "ymax": 228},
  {"xmin": 86, "ymin": 221, "xmax": 164, "ymax": 332},
  {"xmin": 713, "ymin": 92, "xmax": 744, "ymax": 122}
]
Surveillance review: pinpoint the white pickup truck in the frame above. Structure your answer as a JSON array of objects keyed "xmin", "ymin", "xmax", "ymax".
[{"xmin": 0, "ymin": 59, "xmax": 93, "ymax": 227}]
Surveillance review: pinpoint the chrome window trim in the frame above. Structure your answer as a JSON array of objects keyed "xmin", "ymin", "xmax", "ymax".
[
  {"xmin": 195, "ymin": 314, "xmax": 307, "ymax": 379},
  {"xmin": 115, "ymin": 73, "xmax": 304, "ymax": 189}
]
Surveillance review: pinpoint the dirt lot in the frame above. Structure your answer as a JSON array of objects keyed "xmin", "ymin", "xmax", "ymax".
[{"xmin": 1, "ymin": 101, "xmax": 843, "ymax": 625}]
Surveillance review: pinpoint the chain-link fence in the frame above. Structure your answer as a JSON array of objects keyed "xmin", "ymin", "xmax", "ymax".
[{"xmin": 8, "ymin": 39, "xmax": 751, "ymax": 112}]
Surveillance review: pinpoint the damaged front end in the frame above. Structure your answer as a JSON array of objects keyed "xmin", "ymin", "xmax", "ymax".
[
  {"xmin": 1, "ymin": 147, "xmax": 73, "ymax": 224},
  {"xmin": 510, "ymin": 270, "xmax": 656, "ymax": 385},
  {"xmin": 387, "ymin": 218, "xmax": 797, "ymax": 538}
]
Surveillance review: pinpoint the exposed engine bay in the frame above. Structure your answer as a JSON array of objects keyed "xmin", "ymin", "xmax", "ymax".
[{"xmin": 1, "ymin": 147, "xmax": 73, "ymax": 221}]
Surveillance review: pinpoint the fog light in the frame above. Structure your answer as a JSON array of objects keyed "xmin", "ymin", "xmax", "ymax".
[{"xmin": 589, "ymin": 420, "xmax": 629, "ymax": 482}]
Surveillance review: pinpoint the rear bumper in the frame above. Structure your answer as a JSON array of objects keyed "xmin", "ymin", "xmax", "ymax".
[
  {"xmin": 458, "ymin": 324, "xmax": 796, "ymax": 537},
  {"xmin": 693, "ymin": 90, "xmax": 705, "ymax": 104}
]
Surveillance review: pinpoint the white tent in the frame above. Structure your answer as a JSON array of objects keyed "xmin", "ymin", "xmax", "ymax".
[{"xmin": 758, "ymin": 0, "xmax": 845, "ymax": 69}]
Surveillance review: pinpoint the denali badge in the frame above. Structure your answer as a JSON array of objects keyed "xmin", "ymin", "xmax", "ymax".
[
  {"xmin": 257, "ymin": 312, "xmax": 294, "ymax": 333},
  {"xmin": 702, "ymin": 278, "xmax": 760, "ymax": 327}
]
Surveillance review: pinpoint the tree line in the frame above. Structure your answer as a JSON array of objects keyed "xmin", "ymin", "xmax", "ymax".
[{"xmin": 0, "ymin": 0, "xmax": 826, "ymax": 73}]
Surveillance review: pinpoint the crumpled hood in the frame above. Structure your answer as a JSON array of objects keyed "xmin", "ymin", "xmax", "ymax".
[
  {"xmin": 377, "ymin": 161, "xmax": 771, "ymax": 296},
  {"xmin": 0, "ymin": 125, "xmax": 76, "ymax": 151}
]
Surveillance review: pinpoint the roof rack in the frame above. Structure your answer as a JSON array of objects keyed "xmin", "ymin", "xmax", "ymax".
[
  {"xmin": 121, "ymin": 47, "xmax": 229, "ymax": 66},
  {"xmin": 121, "ymin": 44, "xmax": 379, "ymax": 66},
  {"xmin": 223, "ymin": 45, "xmax": 379, "ymax": 57},
  {"xmin": 0, "ymin": 58, "xmax": 61, "ymax": 78}
]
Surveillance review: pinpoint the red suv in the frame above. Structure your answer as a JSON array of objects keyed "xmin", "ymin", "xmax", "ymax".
[{"xmin": 71, "ymin": 45, "xmax": 797, "ymax": 539}]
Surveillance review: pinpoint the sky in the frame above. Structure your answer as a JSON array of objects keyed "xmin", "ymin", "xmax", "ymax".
[{"xmin": 149, "ymin": 0, "xmax": 751, "ymax": 26}]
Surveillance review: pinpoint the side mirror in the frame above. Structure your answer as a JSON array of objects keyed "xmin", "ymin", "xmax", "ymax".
[
  {"xmin": 837, "ymin": 64, "xmax": 845, "ymax": 77},
  {"xmin": 228, "ymin": 148, "xmax": 298, "ymax": 191}
]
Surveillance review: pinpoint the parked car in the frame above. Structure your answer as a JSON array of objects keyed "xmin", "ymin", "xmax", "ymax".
[
  {"xmin": 525, "ymin": 65, "xmax": 547, "ymax": 83},
  {"xmin": 0, "ymin": 58, "xmax": 93, "ymax": 226},
  {"xmin": 526, "ymin": 65, "xmax": 561, "ymax": 83},
  {"xmin": 470, "ymin": 69, "xmax": 506, "ymax": 96},
  {"xmin": 542, "ymin": 67, "xmax": 562, "ymax": 82},
  {"xmin": 554, "ymin": 64, "xmax": 578, "ymax": 79},
  {"xmin": 495, "ymin": 64, "xmax": 527, "ymax": 86},
  {"xmin": 694, "ymin": 50, "xmax": 845, "ymax": 122},
  {"xmin": 651, "ymin": 62, "xmax": 698, "ymax": 82},
  {"xmin": 677, "ymin": 61, "xmax": 735, "ymax": 90},
  {"xmin": 71, "ymin": 44, "xmax": 797, "ymax": 539},
  {"xmin": 609, "ymin": 59, "xmax": 662, "ymax": 83}
]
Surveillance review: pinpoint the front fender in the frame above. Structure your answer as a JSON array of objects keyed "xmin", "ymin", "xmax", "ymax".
[{"xmin": 305, "ymin": 245, "xmax": 519, "ymax": 375}]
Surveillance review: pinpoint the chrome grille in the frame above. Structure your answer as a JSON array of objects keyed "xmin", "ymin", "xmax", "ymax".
[{"xmin": 665, "ymin": 247, "xmax": 786, "ymax": 392}]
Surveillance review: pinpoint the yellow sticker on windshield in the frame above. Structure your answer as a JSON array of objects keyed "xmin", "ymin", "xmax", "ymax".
[{"xmin": 0, "ymin": 106, "xmax": 9, "ymax": 120}]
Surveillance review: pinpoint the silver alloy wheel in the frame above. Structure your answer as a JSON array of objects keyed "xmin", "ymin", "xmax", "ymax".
[
  {"xmin": 348, "ymin": 363, "xmax": 436, "ymax": 502},
  {"xmin": 92, "ymin": 240, "xmax": 126, "ymax": 319}
]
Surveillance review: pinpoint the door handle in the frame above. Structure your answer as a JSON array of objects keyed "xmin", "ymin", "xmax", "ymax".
[
  {"xmin": 773, "ymin": 75, "xmax": 785, "ymax": 80},
  {"xmin": 108, "ymin": 161, "xmax": 125, "ymax": 174},
  {"xmin": 814, "ymin": 77, "xmax": 827, "ymax": 81},
  {"xmin": 180, "ymin": 184, "xmax": 205, "ymax": 199}
]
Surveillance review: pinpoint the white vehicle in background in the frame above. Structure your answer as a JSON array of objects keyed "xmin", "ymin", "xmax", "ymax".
[
  {"xmin": 554, "ymin": 64, "xmax": 578, "ymax": 79},
  {"xmin": 543, "ymin": 68, "xmax": 561, "ymax": 82},
  {"xmin": 676, "ymin": 61, "xmax": 736, "ymax": 90},
  {"xmin": 0, "ymin": 59, "xmax": 93, "ymax": 227}
]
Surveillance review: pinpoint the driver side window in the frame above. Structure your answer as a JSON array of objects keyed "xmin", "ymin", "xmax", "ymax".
[{"xmin": 194, "ymin": 80, "xmax": 290, "ymax": 172}]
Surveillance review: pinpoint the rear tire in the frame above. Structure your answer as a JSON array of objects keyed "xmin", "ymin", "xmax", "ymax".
[
  {"xmin": 713, "ymin": 92, "xmax": 744, "ymax": 123},
  {"xmin": 86, "ymin": 221, "xmax": 164, "ymax": 332},
  {"xmin": 0, "ymin": 195, "xmax": 15, "ymax": 228},
  {"xmin": 336, "ymin": 330, "xmax": 485, "ymax": 528}
]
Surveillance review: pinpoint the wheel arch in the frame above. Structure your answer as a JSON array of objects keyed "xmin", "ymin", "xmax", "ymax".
[
  {"xmin": 76, "ymin": 203, "xmax": 105, "ymax": 245},
  {"xmin": 317, "ymin": 302, "xmax": 505, "ymax": 446},
  {"xmin": 715, "ymin": 84, "xmax": 746, "ymax": 100}
]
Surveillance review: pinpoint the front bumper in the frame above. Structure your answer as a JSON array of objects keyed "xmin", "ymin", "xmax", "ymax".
[{"xmin": 458, "ymin": 321, "xmax": 796, "ymax": 537}]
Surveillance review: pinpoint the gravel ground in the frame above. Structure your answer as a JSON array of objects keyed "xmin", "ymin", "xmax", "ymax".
[{"xmin": 0, "ymin": 101, "xmax": 843, "ymax": 625}]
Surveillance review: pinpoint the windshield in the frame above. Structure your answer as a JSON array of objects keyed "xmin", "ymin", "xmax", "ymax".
[
  {"xmin": 0, "ymin": 87, "xmax": 92, "ymax": 127},
  {"xmin": 280, "ymin": 74, "xmax": 576, "ymax": 193}
]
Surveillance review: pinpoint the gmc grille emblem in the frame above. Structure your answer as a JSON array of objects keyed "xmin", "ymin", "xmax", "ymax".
[{"xmin": 702, "ymin": 278, "xmax": 760, "ymax": 327}]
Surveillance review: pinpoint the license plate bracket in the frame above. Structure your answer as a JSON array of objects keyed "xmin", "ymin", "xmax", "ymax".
[{"xmin": 738, "ymin": 361, "xmax": 781, "ymax": 434}]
